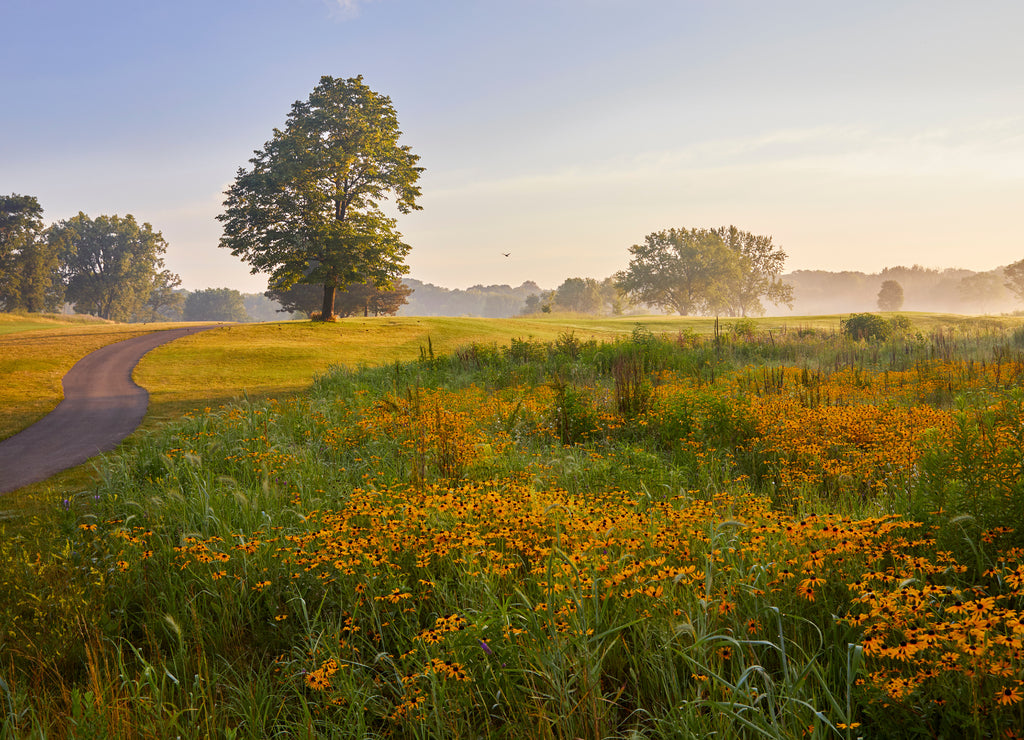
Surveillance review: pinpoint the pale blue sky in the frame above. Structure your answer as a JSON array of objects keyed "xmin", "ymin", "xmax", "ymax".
[{"xmin": 2, "ymin": 0, "xmax": 1022, "ymax": 292}]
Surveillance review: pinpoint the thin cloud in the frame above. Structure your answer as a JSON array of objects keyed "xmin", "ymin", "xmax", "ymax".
[{"xmin": 325, "ymin": 0, "xmax": 380, "ymax": 19}]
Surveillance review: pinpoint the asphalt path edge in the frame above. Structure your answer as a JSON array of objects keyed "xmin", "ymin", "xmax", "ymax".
[{"xmin": 0, "ymin": 325, "xmax": 222, "ymax": 494}]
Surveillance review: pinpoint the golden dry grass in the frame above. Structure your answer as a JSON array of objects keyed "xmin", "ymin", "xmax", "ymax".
[{"xmin": 0, "ymin": 323, "xmax": 157, "ymax": 441}]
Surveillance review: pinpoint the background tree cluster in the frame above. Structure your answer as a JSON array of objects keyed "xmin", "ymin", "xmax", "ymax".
[
  {"xmin": 183, "ymin": 288, "xmax": 248, "ymax": 322},
  {"xmin": 399, "ymin": 279, "xmax": 540, "ymax": 318},
  {"xmin": 0, "ymin": 195, "xmax": 183, "ymax": 321},
  {"xmin": 0, "ymin": 194, "xmax": 306, "ymax": 323},
  {"xmin": 145, "ymin": 288, "xmax": 297, "ymax": 323},
  {"xmin": 788, "ymin": 264, "xmax": 1020, "ymax": 315},
  {"xmin": 519, "ymin": 277, "xmax": 628, "ymax": 316},
  {"xmin": 615, "ymin": 226, "xmax": 793, "ymax": 317},
  {"xmin": 266, "ymin": 278, "xmax": 412, "ymax": 318}
]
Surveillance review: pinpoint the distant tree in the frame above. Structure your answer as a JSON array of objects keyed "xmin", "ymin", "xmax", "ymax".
[
  {"xmin": 134, "ymin": 271, "xmax": 185, "ymax": 321},
  {"xmin": 715, "ymin": 226, "xmax": 793, "ymax": 316},
  {"xmin": 183, "ymin": 288, "xmax": 249, "ymax": 322},
  {"xmin": 876, "ymin": 280, "xmax": 904, "ymax": 311},
  {"xmin": 599, "ymin": 276, "xmax": 629, "ymax": 315},
  {"xmin": 958, "ymin": 272, "xmax": 1006, "ymax": 313},
  {"xmin": 616, "ymin": 228, "xmax": 740, "ymax": 316},
  {"xmin": 1004, "ymin": 259, "xmax": 1024, "ymax": 304},
  {"xmin": 265, "ymin": 279, "xmax": 324, "ymax": 317},
  {"xmin": 521, "ymin": 293, "xmax": 543, "ymax": 315},
  {"xmin": 244, "ymin": 292, "xmax": 297, "ymax": 321},
  {"xmin": 553, "ymin": 277, "xmax": 603, "ymax": 313},
  {"xmin": 0, "ymin": 194, "xmax": 64, "ymax": 312},
  {"xmin": 334, "ymin": 279, "xmax": 412, "ymax": 317},
  {"xmin": 51, "ymin": 213, "xmax": 179, "ymax": 321},
  {"xmin": 373, "ymin": 281, "xmax": 414, "ymax": 316},
  {"xmin": 219, "ymin": 75, "xmax": 423, "ymax": 321}
]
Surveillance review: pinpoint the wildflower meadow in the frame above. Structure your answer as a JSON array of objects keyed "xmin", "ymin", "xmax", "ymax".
[{"xmin": 3, "ymin": 318, "xmax": 1024, "ymax": 738}]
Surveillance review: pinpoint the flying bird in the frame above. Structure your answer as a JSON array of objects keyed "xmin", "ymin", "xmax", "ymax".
[{"xmin": 502, "ymin": 252, "xmax": 511, "ymax": 257}]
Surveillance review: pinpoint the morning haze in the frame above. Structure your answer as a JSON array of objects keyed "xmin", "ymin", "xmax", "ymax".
[{"xmin": 2, "ymin": 0, "xmax": 1022, "ymax": 302}]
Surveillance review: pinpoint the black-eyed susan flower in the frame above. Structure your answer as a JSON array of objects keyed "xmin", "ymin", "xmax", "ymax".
[{"xmin": 996, "ymin": 683, "xmax": 1022, "ymax": 706}]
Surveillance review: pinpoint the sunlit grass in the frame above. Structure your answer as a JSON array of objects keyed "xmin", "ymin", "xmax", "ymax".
[
  {"xmin": 0, "ymin": 322, "xmax": 158, "ymax": 441},
  {"xmin": 0, "ymin": 310, "xmax": 114, "ymax": 334},
  {"xmin": 134, "ymin": 316, "xmax": 691, "ymax": 425}
]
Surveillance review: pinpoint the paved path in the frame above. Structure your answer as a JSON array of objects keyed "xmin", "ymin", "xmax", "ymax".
[{"xmin": 0, "ymin": 325, "xmax": 221, "ymax": 494}]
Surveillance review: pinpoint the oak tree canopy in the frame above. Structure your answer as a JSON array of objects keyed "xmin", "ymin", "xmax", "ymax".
[
  {"xmin": 616, "ymin": 226, "xmax": 792, "ymax": 317},
  {"xmin": 218, "ymin": 75, "xmax": 422, "ymax": 321}
]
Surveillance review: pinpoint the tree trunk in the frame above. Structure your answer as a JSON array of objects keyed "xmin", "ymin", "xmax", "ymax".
[{"xmin": 321, "ymin": 284, "xmax": 337, "ymax": 321}]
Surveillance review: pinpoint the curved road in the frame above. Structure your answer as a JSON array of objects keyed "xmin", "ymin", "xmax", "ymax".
[{"xmin": 0, "ymin": 325, "xmax": 221, "ymax": 494}]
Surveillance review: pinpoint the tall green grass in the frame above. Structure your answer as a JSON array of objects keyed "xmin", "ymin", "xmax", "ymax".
[{"xmin": 3, "ymin": 318, "xmax": 1024, "ymax": 738}]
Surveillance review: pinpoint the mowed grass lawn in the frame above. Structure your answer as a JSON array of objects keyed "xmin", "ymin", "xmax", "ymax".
[{"xmin": 3, "ymin": 310, "xmax": 995, "ymax": 443}]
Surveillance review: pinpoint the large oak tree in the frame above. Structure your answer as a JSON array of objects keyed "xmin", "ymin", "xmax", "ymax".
[{"xmin": 218, "ymin": 75, "xmax": 422, "ymax": 321}]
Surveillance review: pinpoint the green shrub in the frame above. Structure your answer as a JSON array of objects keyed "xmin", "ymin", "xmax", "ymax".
[
  {"xmin": 731, "ymin": 318, "xmax": 758, "ymax": 338},
  {"xmin": 909, "ymin": 390, "xmax": 1024, "ymax": 560},
  {"xmin": 841, "ymin": 313, "xmax": 892, "ymax": 341},
  {"xmin": 548, "ymin": 375, "xmax": 602, "ymax": 445},
  {"xmin": 887, "ymin": 314, "xmax": 912, "ymax": 334}
]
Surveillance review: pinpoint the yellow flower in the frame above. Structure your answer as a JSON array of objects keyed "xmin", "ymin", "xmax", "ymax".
[
  {"xmin": 305, "ymin": 669, "xmax": 331, "ymax": 691},
  {"xmin": 996, "ymin": 683, "xmax": 1022, "ymax": 706}
]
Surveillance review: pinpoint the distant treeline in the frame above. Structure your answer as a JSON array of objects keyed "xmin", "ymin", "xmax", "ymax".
[
  {"xmin": 396, "ymin": 265, "xmax": 1020, "ymax": 319},
  {"xmin": 149, "ymin": 289, "xmax": 297, "ymax": 323},
  {"xmin": 785, "ymin": 265, "xmax": 1017, "ymax": 315},
  {"xmin": 42, "ymin": 266, "xmax": 1023, "ymax": 323},
  {"xmin": 397, "ymin": 279, "xmax": 546, "ymax": 318},
  {"xmin": 41, "ymin": 267, "xmax": 1021, "ymax": 324}
]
